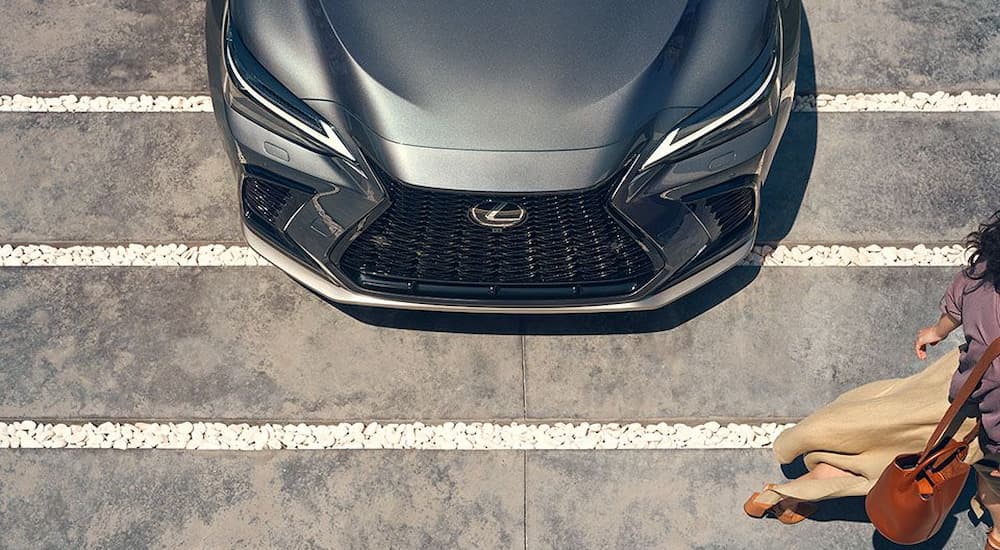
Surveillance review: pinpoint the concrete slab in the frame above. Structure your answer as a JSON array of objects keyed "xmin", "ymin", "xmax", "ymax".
[
  {"xmin": 2, "ymin": 1, "xmax": 997, "ymax": 94},
  {"xmin": 521, "ymin": 267, "xmax": 964, "ymax": 420},
  {"xmin": 798, "ymin": 0, "xmax": 1000, "ymax": 93},
  {"xmin": 526, "ymin": 450, "xmax": 984, "ymax": 549},
  {"xmin": 762, "ymin": 112, "xmax": 1000, "ymax": 243},
  {"xmin": 0, "ymin": 268, "xmax": 523, "ymax": 421},
  {"xmin": 1, "ymin": 0, "xmax": 206, "ymax": 94},
  {"xmin": 0, "ymin": 114, "xmax": 239, "ymax": 243},
  {"xmin": 0, "ymin": 450, "xmax": 524, "ymax": 549},
  {"xmin": 3, "ymin": 112, "xmax": 996, "ymax": 245}
]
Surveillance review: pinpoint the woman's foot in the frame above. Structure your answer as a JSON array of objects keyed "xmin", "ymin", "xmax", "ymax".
[
  {"xmin": 771, "ymin": 498, "xmax": 818, "ymax": 524},
  {"xmin": 744, "ymin": 485, "xmax": 817, "ymax": 524}
]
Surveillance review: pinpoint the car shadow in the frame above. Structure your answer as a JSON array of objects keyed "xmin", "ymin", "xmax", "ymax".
[{"xmin": 337, "ymin": 8, "xmax": 819, "ymax": 336}]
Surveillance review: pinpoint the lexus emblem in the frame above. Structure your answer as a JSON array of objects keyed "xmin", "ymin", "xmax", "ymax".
[{"xmin": 469, "ymin": 200, "xmax": 527, "ymax": 229}]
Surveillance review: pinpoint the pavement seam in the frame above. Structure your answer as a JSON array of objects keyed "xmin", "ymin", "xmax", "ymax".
[
  {"xmin": 520, "ymin": 334, "xmax": 528, "ymax": 419},
  {"xmin": 522, "ymin": 451, "xmax": 528, "ymax": 550}
]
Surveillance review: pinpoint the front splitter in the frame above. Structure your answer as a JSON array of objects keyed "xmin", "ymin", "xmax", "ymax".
[{"xmin": 244, "ymin": 224, "xmax": 753, "ymax": 314}]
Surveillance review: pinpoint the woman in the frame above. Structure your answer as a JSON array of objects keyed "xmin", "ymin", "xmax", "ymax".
[{"xmin": 744, "ymin": 210, "xmax": 1000, "ymax": 548}]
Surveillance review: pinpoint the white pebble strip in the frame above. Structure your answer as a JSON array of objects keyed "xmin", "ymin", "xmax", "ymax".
[
  {"xmin": 0, "ymin": 244, "xmax": 268, "ymax": 267},
  {"xmin": 0, "ymin": 94, "xmax": 212, "ymax": 112},
  {"xmin": 3, "ymin": 92, "xmax": 998, "ymax": 113},
  {"xmin": 0, "ymin": 420, "xmax": 794, "ymax": 451},
  {"xmin": 743, "ymin": 244, "xmax": 970, "ymax": 267},
  {"xmin": 794, "ymin": 91, "xmax": 1000, "ymax": 112},
  {"xmin": 0, "ymin": 243, "xmax": 967, "ymax": 268}
]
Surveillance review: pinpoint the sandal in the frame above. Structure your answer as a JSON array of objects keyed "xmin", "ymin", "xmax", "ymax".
[
  {"xmin": 987, "ymin": 528, "xmax": 1000, "ymax": 550},
  {"xmin": 744, "ymin": 485, "xmax": 818, "ymax": 525}
]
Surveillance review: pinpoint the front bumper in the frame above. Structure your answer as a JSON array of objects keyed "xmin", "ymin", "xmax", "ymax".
[
  {"xmin": 217, "ymin": 75, "xmax": 787, "ymax": 313},
  {"xmin": 245, "ymin": 221, "xmax": 755, "ymax": 313},
  {"xmin": 227, "ymin": 107, "xmax": 778, "ymax": 312}
]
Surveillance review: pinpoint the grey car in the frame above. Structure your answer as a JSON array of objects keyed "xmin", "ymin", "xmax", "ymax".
[{"xmin": 206, "ymin": 0, "xmax": 801, "ymax": 313}]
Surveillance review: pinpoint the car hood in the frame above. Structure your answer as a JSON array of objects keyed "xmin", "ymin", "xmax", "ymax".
[{"xmin": 233, "ymin": 0, "xmax": 773, "ymax": 154}]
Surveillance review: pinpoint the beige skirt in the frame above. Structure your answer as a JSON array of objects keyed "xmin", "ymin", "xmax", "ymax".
[{"xmin": 760, "ymin": 348, "xmax": 986, "ymax": 505}]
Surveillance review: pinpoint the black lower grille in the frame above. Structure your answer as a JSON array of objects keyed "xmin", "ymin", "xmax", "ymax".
[
  {"xmin": 705, "ymin": 187, "xmax": 755, "ymax": 235},
  {"xmin": 338, "ymin": 179, "xmax": 655, "ymax": 295},
  {"xmin": 242, "ymin": 177, "xmax": 292, "ymax": 226}
]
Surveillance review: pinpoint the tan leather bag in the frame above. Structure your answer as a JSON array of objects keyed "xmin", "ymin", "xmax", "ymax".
[{"xmin": 866, "ymin": 337, "xmax": 1000, "ymax": 545}]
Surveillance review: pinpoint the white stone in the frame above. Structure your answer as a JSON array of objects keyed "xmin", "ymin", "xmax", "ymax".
[{"xmin": 0, "ymin": 419, "xmax": 816, "ymax": 450}]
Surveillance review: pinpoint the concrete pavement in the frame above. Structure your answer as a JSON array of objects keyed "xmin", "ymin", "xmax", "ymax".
[{"xmin": 1, "ymin": 0, "xmax": 998, "ymax": 548}]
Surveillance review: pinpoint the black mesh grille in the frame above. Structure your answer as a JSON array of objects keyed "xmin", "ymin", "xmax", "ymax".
[
  {"xmin": 242, "ymin": 177, "xmax": 291, "ymax": 226},
  {"xmin": 705, "ymin": 187, "xmax": 755, "ymax": 236},
  {"xmin": 339, "ymin": 179, "xmax": 655, "ymax": 291}
]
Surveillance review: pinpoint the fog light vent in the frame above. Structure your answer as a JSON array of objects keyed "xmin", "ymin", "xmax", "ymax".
[
  {"xmin": 704, "ymin": 187, "xmax": 755, "ymax": 236},
  {"xmin": 242, "ymin": 176, "xmax": 292, "ymax": 226}
]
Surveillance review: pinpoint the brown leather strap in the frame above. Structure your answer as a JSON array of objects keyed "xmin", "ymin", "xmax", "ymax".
[
  {"xmin": 962, "ymin": 420, "xmax": 983, "ymax": 445},
  {"xmin": 921, "ymin": 337, "xmax": 1000, "ymax": 459}
]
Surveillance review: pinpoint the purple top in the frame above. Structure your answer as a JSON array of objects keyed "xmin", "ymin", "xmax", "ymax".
[{"xmin": 944, "ymin": 264, "xmax": 1000, "ymax": 452}]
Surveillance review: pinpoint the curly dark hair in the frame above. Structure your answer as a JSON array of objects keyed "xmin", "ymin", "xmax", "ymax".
[{"xmin": 965, "ymin": 209, "xmax": 1000, "ymax": 289}]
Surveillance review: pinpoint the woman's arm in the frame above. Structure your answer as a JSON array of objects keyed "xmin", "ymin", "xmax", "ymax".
[{"xmin": 914, "ymin": 313, "xmax": 961, "ymax": 359}]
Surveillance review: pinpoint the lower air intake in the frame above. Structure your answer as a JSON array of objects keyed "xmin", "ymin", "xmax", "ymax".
[
  {"xmin": 242, "ymin": 176, "xmax": 291, "ymax": 226},
  {"xmin": 705, "ymin": 187, "xmax": 755, "ymax": 236}
]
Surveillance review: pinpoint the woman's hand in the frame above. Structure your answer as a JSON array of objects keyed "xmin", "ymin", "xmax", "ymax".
[
  {"xmin": 914, "ymin": 326, "xmax": 945, "ymax": 360},
  {"xmin": 914, "ymin": 313, "xmax": 961, "ymax": 359}
]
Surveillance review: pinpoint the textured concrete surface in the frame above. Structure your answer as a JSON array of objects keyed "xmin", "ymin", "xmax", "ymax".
[
  {"xmin": 0, "ymin": 0, "xmax": 206, "ymax": 94},
  {"xmin": 0, "ymin": 268, "xmax": 523, "ymax": 420},
  {"xmin": 798, "ymin": 0, "xmax": 1000, "ymax": 93},
  {"xmin": 521, "ymin": 266, "xmax": 964, "ymax": 420},
  {"xmin": 0, "ymin": 449, "xmax": 987, "ymax": 550},
  {"xmin": 0, "ymin": 264, "xmax": 965, "ymax": 422},
  {"xmin": 762, "ymin": 112, "xmax": 1000, "ymax": 243},
  {"xmin": 3, "ymin": 112, "xmax": 996, "ymax": 244},
  {"xmin": 526, "ymin": 450, "xmax": 984, "ymax": 550},
  {"xmin": 0, "ymin": 449, "xmax": 984, "ymax": 549},
  {"xmin": 0, "ymin": 451, "xmax": 524, "ymax": 549},
  {"xmin": 3, "ymin": 1, "xmax": 998, "ymax": 94},
  {"xmin": 1, "ymin": 3, "xmax": 996, "ymax": 550},
  {"xmin": 0, "ymin": 113, "xmax": 239, "ymax": 243}
]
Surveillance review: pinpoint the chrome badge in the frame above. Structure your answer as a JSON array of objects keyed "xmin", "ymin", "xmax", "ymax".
[{"xmin": 469, "ymin": 201, "xmax": 527, "ymax": 229}]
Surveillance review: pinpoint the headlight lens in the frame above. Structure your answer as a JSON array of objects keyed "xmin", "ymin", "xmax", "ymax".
[
  {"xmin": 641, "ymin": 47, "xmax": 780, "ymax": 171},
  {"xmin": 224, "ymin": 20, "xmax": 356, "ymax": 161}
]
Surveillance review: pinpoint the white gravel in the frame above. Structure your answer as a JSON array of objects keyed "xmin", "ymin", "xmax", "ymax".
[
  {"xmin": 3, "ymin": 92, "xmax": 999, "ymax": 113},
  {"xmin": 743, "ymin": 244, "xmax": 970, "ymax": 267},
  {"xmin": 0, "ymin": 420, "xmax": 795, "ymax": 450},
  {"xmin": 794, "ymin": 91, "xmax": 1000, "ymax": 112},
  {"xmin": 0, "ymin": 244, "xmax": 268, "ymax": 266},
  {"xmin": 0, "ymin": 243, "xmax": 967, "ymax": 267},
  {"xmin": 0, "ymin": 94, "xmax": 212, "ymax": 112}
]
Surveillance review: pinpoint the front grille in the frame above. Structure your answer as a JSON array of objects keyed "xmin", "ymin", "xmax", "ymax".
[
  {"xmin": 338, "ymin": 179, "xmax": 655, "ymax": 297},
  {"xmin": 242, "ymin": 176, "xmax": 291, "ymax": 226},
  {"xmin": 705, "ymin": 187, "xmax": 755, "ymax": 235}
]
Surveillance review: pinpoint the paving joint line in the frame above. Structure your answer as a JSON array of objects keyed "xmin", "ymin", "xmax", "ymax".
[
  {"xmin": 522, "ymin": 451, "xmax": 528, "ymax": 550},
  {"xmin": 520, "ymin": 334, "xmax": 528, "ymax": 419}
]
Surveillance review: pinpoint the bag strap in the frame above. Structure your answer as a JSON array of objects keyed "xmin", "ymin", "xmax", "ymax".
[{"xmin": 921, "ymin": 337, "xmax": 1000, "ymax": 458}]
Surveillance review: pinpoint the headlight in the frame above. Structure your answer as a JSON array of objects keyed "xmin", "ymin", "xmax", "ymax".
[
  {"xmin": 641, "ymin": 37, "xmax": 780, "ymax": 171},
  {"xmin": 224, "ymin": 18, "xmax": 356, "ymax": 161}
]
